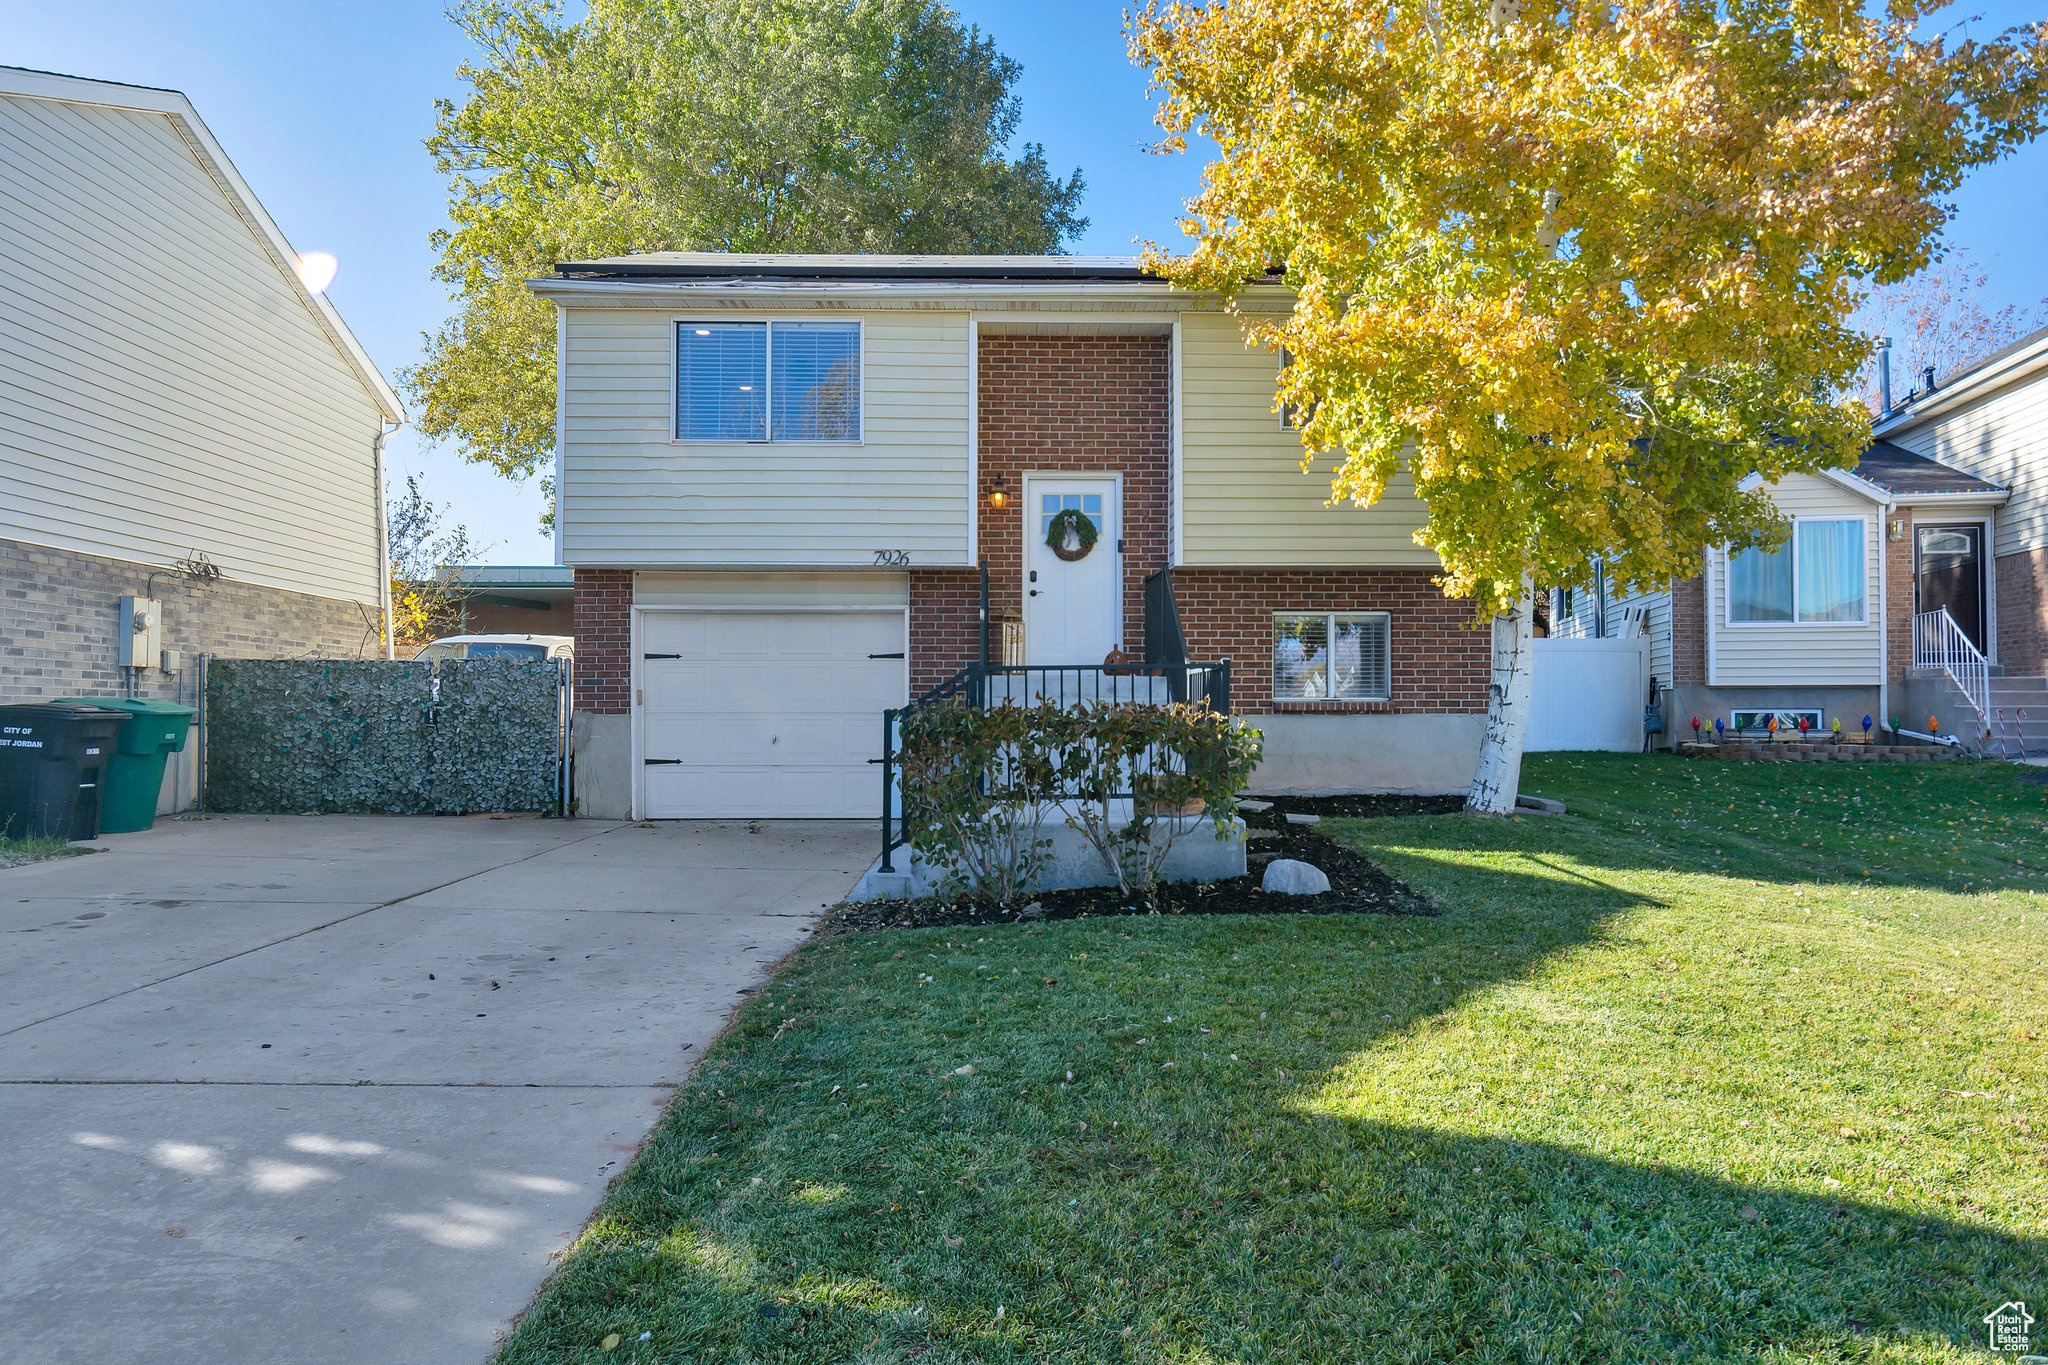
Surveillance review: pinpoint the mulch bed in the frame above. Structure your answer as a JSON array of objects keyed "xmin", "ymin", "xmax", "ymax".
[{"xmin": 821, "ymin": 795, "xmax": 1451, "ymax": 934}]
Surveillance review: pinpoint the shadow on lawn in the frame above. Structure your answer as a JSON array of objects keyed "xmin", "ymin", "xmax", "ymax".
[{"xmin": 498, "ymin": 841, "xmax": 2046, "ymax": 1364}]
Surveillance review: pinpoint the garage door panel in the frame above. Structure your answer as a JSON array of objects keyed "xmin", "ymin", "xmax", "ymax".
[{"xmin": 638, "ymin": 609, "xmax": 905, "ymax": 819}]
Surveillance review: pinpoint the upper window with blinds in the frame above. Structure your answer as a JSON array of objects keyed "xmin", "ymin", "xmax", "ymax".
[{"xmin": 675, "ymin": 321, "xmax": 861, "ymax": 443}]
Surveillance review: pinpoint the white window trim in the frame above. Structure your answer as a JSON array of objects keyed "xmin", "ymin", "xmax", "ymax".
[
  {"xmin": 671, "ymin": 317, "xmax": 866, "ymax": 446},
  {"xmin": 1724, "ymin": 515, "xmax": 1870, "ymax": 628},
  {"xmin": 1272, "ymin": 610, "xmax": 1392, "ymax": 704}
]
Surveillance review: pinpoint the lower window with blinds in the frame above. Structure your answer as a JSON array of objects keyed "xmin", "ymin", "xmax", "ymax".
[{"xmin": 1273, "ymin": 612, "xmax": 1392, "ymax": 703}]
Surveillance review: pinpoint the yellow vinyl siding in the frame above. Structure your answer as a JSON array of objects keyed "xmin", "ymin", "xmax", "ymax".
[
  {"xmin": 559, "ymin": 308, "xmax": 969, "ymax": 566},
  {"xmin": 0, "ymin": 93, "xmax": 386, "ymax": 604},
  {"xmin": 1889, "ymin": 376, "xmax": 2048, "ymax": 557},
  {"xmin": 1178, "ymin": 309, "xmax": 1435, "ymax": 567},
  {"xmin": 1708, "ymin": 474, "xmax": 1884, "ymax": 686}
]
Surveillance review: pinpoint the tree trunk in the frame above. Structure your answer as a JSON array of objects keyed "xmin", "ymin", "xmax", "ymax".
[{"xmin": 1467, "ymin": 582, "xmax": 1535, "ymax": 815}]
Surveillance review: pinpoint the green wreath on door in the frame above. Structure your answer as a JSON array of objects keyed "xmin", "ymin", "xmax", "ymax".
[{"xmin": 1045, "ymin": 507, "xmax": 1100, "ymax": 562}]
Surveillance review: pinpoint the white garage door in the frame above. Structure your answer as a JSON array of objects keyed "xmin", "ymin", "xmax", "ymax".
[{"xmin": 639, "ymin": 610, "xmax": 906, "ymax": 819}]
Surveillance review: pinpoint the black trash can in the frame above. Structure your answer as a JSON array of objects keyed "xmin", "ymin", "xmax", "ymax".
[{"xmin": 0, "ymin": 703, "xmax": 129, "ymax": 841}]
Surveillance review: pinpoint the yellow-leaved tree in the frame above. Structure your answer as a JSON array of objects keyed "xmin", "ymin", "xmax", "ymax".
[{"xmin": 1131, "ymin": 0, "xmax": 2047, "ymax": 811}]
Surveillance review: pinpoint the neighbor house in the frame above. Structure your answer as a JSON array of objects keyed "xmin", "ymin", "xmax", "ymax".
[
  {"xmin": 532, "ymin": 253, "xmax": 1495, "ymax": 819},
  {"xmin": 1549, "ymin": 332, "xmax": 2047, "ymax": 754},
  {"xmin": 0, "ymin": 67, "xmax": 406, "ymax": 806}
]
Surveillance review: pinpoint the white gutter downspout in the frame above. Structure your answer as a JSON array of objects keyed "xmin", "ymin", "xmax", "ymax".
[{"xmin": 373, "ymin": 422, "xmax": 401, "ymax": 661}]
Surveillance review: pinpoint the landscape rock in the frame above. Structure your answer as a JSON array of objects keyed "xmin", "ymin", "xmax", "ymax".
[
  {"xmin": 1283, "ymin": 812, "xmax": 1321, "ymax": 827},
  {"xmin": 1261, "ymin": 859, "xmax": 1331, "ymax": 896},
  {"xmin": 1235, "ymin": 799, "xmax": 1274, "ymax": 814},
  {"xmin": 1515, "ymin": 794, "xmax": 1567, "ymax": 816},
  {"xmin": 1017, "ymin": 901, "xmax": 1046, "ymax": 921}
]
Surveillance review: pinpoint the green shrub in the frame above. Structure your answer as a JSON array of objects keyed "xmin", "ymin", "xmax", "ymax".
[
  {"xmin": 898, "ymin": 699, "xmax": 1262, "ymax": 901},
  {"xmin": 897, "ymin": 698, "xmax": 1061, "ymax": 904}
]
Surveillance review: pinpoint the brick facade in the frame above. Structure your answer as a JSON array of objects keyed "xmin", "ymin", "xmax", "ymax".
[
  {"xmin": 909, "ymin": 332, "xmax": 1173, "ymax": 682},
  {"xmin": 1170, "ymin": 568, "xmax": 1490, "ymax": 714},
  {"xmin": 1883, "ymin": 507, "xmax": 1916, "ymax": 685},
  {"xmin": 1, "ymin": 537, "xmax": 377, "ymax": 705},
  {"xmin": 1998, "ymin": 546, "xmax": 2048, "ymax": 676},
  {"xmin": 908, "ymin": 567, "xmax": 985, "ymax": 694},
  {"xmin": 571, "ymin": 569, "xmax": 632, "ymax": 714},
  {"xmin": 1670, "ymin": 573, "xmax": 1705, "ymax": 686},
  {"xmin": 898, "ymin": 332, "xmax": 1494, "ymax": 712}
]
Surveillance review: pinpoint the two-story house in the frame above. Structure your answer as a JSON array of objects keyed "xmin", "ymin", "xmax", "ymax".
[
  {"xmin": 0, "ymin": 67, "xmax": 405, "ymax": 811},
  {"xmin": 533, "ymin": 254, "xmax": 1495, "ymax": 819}
]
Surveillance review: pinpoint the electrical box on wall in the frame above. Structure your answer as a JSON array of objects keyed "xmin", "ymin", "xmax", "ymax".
[{"xmin": 118, "ymin": 595, "xmax": 162, "ymax": 669}]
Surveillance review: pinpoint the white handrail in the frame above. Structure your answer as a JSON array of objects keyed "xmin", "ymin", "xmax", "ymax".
[{"xmin": 1913, "ymin": 607, "xmax": 1991, "ymax": 736}]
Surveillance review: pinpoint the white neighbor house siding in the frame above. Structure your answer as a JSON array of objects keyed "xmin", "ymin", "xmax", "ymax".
[
  {"xmin": 0, "ymin": 90, "xmax": 389, "ymax": 604},
  {"xmin": 1177, "ymin": 309, "xmax": 1436, "ymax": 566},
  {"xmin": 1890, "ymin": 377, "xmax": 2048, "ymax": 557},
  {"xmin": 1707, "ymin": 474, "xmax": 1884, "ymax": 686},
  {"xmin": 558, "ymin": 307, "xmax": 970, "ymax": 567}
]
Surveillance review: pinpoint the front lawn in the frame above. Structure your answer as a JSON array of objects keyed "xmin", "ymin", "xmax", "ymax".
[{"xmin": 499, "ymin": 755, "xmax": 2047, "ymax": 1363}]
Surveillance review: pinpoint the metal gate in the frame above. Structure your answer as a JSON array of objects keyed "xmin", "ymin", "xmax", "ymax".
[{"xmin": 1527, "ymin": 636, "xmax": 1650, "ymax": 752}]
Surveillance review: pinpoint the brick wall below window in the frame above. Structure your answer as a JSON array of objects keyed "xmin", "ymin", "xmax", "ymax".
[
  {"xmin": 1170, "ymin": 569, "xmax": 1490, "ymax": 714},
  {"xmin": 572, "ymin": 569, "xmax": 632, "ymax": 713}
]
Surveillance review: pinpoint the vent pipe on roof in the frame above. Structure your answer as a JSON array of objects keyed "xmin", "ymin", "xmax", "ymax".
[
  {"xmin": 1922, "ymin": 365, "xmax": 1936, "ymax": 393},
  {"xmin": 1876, "ymin": 336, "xmax": 1893, "ymax": 416}
]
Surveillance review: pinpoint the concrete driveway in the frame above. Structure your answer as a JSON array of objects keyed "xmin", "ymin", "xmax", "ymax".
[{"xmin": 0, "ymin": 814, "xmax": 871, "ymax": 1365}]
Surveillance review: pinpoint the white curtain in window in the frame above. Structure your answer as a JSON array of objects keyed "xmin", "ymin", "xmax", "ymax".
[
  {"xmin": 1795, "ymin": 519, "xmax": 1864, "ymax": 622},
  {"xmin": 1728, "ymin": 545, "xmax": 1793, "ymax": 622},
  {"xmin": 771, "ymin": 322, "xmax": 861, "ymax": 441},
  {"xmin": 677, "ymin": 323, "xmax": 766, "ymax": 440}
]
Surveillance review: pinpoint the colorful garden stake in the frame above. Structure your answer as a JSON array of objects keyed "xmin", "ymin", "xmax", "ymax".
[
  {"xmin": 1862, "ymin": 714, "xmax": 1873, "ymax": 734},
  {"xmin": 1929, "ymin": 716, "xmax": 1940, "ymax": 734},
  {"xmin": 1714, "ymin": 717, "xmax": 1725, "ymax": 737},
  {"xmin": 1797, "ymin": 715, "xmax": 1811, "ymax": 734},
  {"xmin": 1691, "ymin": 716, "xmax": 1701, "ymax": 738}
]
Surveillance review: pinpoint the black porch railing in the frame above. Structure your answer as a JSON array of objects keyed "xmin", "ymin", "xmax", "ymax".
[{"xmin": 877, "ymin": 659, "xmax": 1231, "ymax": 874}]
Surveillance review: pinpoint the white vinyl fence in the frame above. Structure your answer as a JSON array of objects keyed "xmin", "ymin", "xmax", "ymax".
[{"xmin": 1527, "ymin": 636, "xmax": 1650, "ymax": 752}]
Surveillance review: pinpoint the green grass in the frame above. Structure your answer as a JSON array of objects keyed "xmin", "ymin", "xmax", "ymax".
[
  {"xmin": 498, "ymin": 755, "xmax": 2048, "ymax": 1363},
  {"xmin": 0, "ymin": 833, "xmax": 83, "ymax": 868}
]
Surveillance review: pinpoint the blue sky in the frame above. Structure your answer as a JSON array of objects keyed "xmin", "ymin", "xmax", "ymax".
[{"xmin": 9, "ymin": 1, "xmax": 2045, "ymax": 564}]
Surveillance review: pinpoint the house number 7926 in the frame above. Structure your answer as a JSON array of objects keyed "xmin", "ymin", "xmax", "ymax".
[{"xmin": 872, "ymin": 549, "xmax": 911, "ymax": 567}]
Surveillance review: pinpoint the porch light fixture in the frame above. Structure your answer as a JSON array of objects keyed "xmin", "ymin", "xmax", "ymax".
[
  {"xmin": 1889, "ymin": 518, "xmax": 1905, "ymax": 541},
  {"xmin": 986, "ymin": 474, "xmax": 1008, "ymax": 509}
]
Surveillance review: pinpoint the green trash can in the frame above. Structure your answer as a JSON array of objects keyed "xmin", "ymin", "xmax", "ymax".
[{"xmin": 51, "ymin": 697, "xmax": 195, "ymax": 834}]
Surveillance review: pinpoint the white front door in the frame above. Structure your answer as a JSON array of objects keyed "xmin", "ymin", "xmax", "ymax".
[
  {"xmin": 639, "ymin": 609, "xmax": 906, "ymax": 818},
  {"xmin": 1023, "ymin": 476, "xmax": 1120, "ymax": 665}
]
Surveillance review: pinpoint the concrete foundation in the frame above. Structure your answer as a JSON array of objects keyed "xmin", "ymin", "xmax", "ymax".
[
  {"xmin": 570, "ymin": 710, "xmax": 633, "ymax": 818},
  {"xmin": 854, "ymin": 813, "xmax": 1246, "ymax": 900},
  {"xmin": 1660, "ymin": 685, "xmax": 1883, "ymax": 749},
  {"xmin": 1244, "ymin": 712, "xmax": 1485, "ymax": 795}
]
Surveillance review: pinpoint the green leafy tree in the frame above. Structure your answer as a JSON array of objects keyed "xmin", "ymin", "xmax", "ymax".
[
  {"xmin": 386, "ymin": 475, "xmax": 479, "ymax": 651},
  {"xmin": 1131, "ymin": 0, "xmax": 2048, "ymax": 811},
  {"xmin": 406, "ymin": 0, "xmax": 1087, "ymax": 517}
]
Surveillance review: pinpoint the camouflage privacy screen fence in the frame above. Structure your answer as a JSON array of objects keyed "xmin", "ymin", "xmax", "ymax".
[{"xmin": 204, "ymin": 658, "xmax": 567, "ymax": 814}]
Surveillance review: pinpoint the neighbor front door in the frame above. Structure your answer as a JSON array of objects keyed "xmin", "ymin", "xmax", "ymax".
[
  {"xmin": 1023, "ymin": 476, "xmax": 1119, "ymax": 664},
  {"xmin": 1916, "ymin": 523, "xmax": 1987, "ymax": 654}
]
